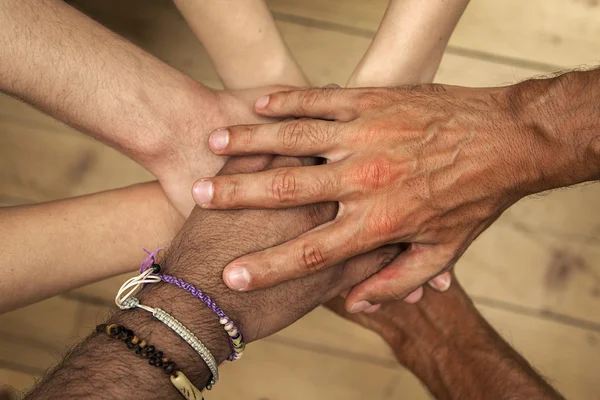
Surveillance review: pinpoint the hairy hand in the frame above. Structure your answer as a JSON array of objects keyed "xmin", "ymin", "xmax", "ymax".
[
  {"xmin": 162, "ymin": 154, "xmax": 400, "ymax": 343},
  {"xmin": 192, "ymin": 85, "xmax": 550, "ymax": 311}
]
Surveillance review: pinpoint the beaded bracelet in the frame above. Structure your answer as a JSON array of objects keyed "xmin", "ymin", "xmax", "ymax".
[
  {"xmin": 139, "ymin": 249, "xmax": 245, "ymax": 362},
  {"xmin": 116, "ymin": 295, "xmax": 219, "ymax": 389},
  {"xmin": 97, "ymin": 323, "xmax": 203, "ymax": 400}
]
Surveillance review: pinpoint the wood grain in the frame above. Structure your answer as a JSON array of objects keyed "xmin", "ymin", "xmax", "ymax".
[{"xmin": 1, "ymin": 0, "xmax": 599, "ymax": 398}]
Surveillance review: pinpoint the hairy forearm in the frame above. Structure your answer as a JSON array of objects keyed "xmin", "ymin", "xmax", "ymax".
[
  {"xmin": 174, "ymin": 0, "xmax": 307, "ymax": 89},
  {"xmin": 25, "ymin": 282, "xmax": 228, "ymax": 399},
  {"xmin": 348, "ymin": 0, "xmax": 469, "ymax": 87},
  {"xmin": 0, "ymin": 0, "xmax": 216, "ymax": 166},
  {"xmin": 424, "ymin": 337, "xmax": 564, "ymax": 400},
  {"xmin": 329, "ymin": 282, "xmax": 563, "ymax": 400},
  {"xmin": 399, "ymin": 313, "xmax": 563, "ymax": 399},
  {"xmin": 0, "ymin": 182, "xmax": 182, "ymax": 313},
  {"xmin": 24, "ymin": 155, "xmax": 394, "ymax": 398},
  {"xmin": 386, "ymin": 288, "xmax": 563, "ymax": 399},
  {"xmin": 505, "ymin": 68, "xmax": 600, "ymax": 196}
]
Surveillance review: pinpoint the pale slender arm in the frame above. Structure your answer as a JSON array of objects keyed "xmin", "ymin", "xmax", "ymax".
[
  {"xmin": 174, "ymin": 0, "xmax": 308, "ymax": 89},
  {"xmin": 0, "ymin": 0, "xmax": 213, "ymax": 312},
  {"xmin": 0, "ymin": 0, "xmax": 310, "ymax": 314},
  {"xmin": 347, "ymin": 0, "xmax": 470, "ymax": 87},
  {"xmin": 0, "ymin": 0, "xmax": 220, "ymax": 179},
  {"xmin": 0, "ymin": 182, "xmax": 182, "ymax": 314}
]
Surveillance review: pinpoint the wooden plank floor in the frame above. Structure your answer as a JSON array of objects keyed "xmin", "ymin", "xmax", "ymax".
[{"xmin": 1, "ymin": 1, "xmax": 599, "ymax": 399}]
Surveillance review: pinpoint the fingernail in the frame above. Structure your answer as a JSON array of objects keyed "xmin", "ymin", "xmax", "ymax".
[
  {"xmin": 349, "ymin": 300, "xmax": 373, "ymax": 314},
  {"xmin": 209, "ymin": 129, "xmax": 229, "ymax": 151},
  {"xmin": 225, "ymin": 265, "xmax": 250, "ymax": 291},
  {"xmin": 192, "ymin": 180, "xmax": 214, "ymax": 205},
  {"xmin": 255, "ymin": 95, "xmax": 270, "ymax": 109},
  {"xmin": 428, "ymin": 274, "xmax": 451, "ymax": 292},
  {"xmin": 404, "ymin": 287, "xmax": 424, "ymax": 304},
  {"xmin": 323, "ymin": 83, "xmax": 341, "ymax": 88}
]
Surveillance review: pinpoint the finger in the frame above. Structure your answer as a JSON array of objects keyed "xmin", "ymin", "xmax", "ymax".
[
  {"xmin": 322, "ymin": 244, "xmax": 400, "ymax": 319},
  {"xmin": 328, "ymin": 244, "xmax": 402, "ymax": 299},
  {"xmin": 193, "ymin": 163, "xmax": 345, "ymax": 208},
  {"xmin": 208, "ymin": 119, "xmax": 342, "ymax": 157},
  {"xmin": 427, "ymin": 271, "xmax": 452, "ymax": 292},
  {"xmin": 324, "ymin": 298, "xmax": 381, "ymax": 332},
  {"xmin": 254, "ymin": 88, "xmax": 359, "ymax": 121},
  {"xmin": 403, "ymin": 287, "xmax": 424, "ymax": 304},
  {"xmin": 223, "ymin": 218, "xmax": 371, "ymax": 291},
  {"xmin": 342, "ymin": 291, "xmax": 382, "ymax": 313},
  {"xmin": 215, "ymin": 155, "xmax": 274, "ymax": 175},
  {"xmin": 345, "ymin": 244, "xmax": 452, "ymax": 310}
]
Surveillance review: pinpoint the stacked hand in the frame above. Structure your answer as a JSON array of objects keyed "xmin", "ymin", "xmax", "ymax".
[
  {"xmin": 163, "ymin": 154, "xmax": 401, "ymax": 345},
  {"xmin": 0, "ymin": 0, "xmax": 471, "ymax": 311},
  {"xmin": 147, "ymin": 86, "xmax": 293, "ymax": 218},
  {"xmin": 192, "ymin": 84, "xmax": 550, "ymax": 311}
]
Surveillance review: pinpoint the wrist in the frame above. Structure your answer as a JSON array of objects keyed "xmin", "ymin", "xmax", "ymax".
[
  {"xmin": 142, "ymin": 284, "xmax": 232, "ymax": 360},
  {"xmin": 503, "ymin": 70, "xmax": 600, "ymax": 195},
  {"xmin": 158, "ymin": 248, "xmax": 260, "ymax": 346},
  {"xmin": 115, "ymin": 279, "xmax": 232, "ymax": 389},
  {"xmin": 133, "ymin": 80, "xmax": 220, "ymax": 168}
]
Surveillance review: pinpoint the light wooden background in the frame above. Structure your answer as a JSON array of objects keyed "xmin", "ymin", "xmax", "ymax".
[{"xmin": 1, "ymin": 0, "xmax": 600, "ymax": 399}]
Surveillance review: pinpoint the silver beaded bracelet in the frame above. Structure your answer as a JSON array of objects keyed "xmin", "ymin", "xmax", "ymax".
[
  {"xmin": 115, "ymin": 270, "xmax": 219, "ymax": 389},
  {"xmin": 120, "ymin": 297, "xmax": 219, "ymax": 388}
]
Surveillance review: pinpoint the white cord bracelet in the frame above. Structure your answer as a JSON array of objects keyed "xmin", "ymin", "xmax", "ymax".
[{"xmin": 116, "ymin": 270, "xmax": 219, "ymax": 388}]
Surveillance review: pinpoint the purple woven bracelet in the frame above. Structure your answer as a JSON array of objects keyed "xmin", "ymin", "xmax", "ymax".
[{"xmin": 140, "ymin": 249, "xmax": 245, "ymax": 361}]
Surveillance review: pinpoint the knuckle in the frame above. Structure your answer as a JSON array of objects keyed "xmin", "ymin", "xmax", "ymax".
[
  {"xmin": 270, "ymin": 168, "xmax": 299, "ymax": 203},
  {"xmin": 279, "ymin": 120, "xmax": 325, "ymax": 151},
  {"xmin": 280, "ymin": 121, "xmax": 303, "ymax": 151},
  {"xmin": 279, "ymin": 119, "xmax": 330, "ymax": 151},
  {"xmin": 351, "ymin": 158, "xmax": 394, "ymax": 189},
  {"xmin": 295, "ymin": 242, "xmax": 327, "ymax": 273},
  {"xmin": 298, "ymin": 89, "xmax": 323, "ymax": 111}
]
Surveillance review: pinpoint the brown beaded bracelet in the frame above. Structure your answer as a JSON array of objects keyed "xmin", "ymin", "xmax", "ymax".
[
  {"xmin": 97, "ymin": 323, "xmax": 177, "ymax": 373},
  {"xmin": 97, "ymin": 324, "xmax": 204, "ymax": 400}
]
